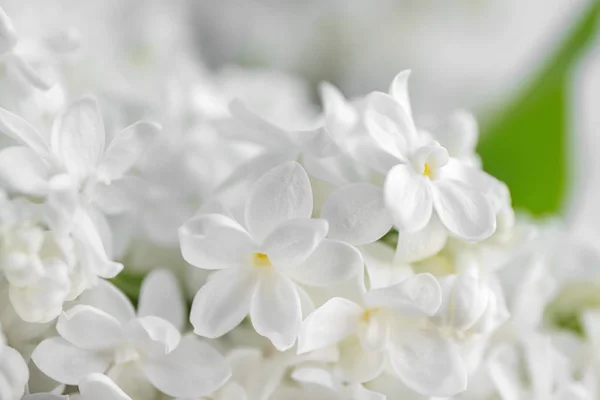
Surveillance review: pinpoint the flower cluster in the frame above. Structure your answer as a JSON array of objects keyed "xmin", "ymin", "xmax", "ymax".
[{"xmin": 0, "ymin": 4, "xmax": 599, "ymax": 400}]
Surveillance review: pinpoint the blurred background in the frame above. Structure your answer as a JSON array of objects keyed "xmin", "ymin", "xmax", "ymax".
[{"xmin": 3, "ymin": 0, "xmax": 600, "ymax": 218}]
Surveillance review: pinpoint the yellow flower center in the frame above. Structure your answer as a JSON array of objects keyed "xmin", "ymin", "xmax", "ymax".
[
  {"xmin": 423, "ymin": 163, "xmax": 432, "ymax": 177},
  {"xmin": 361, "ymin": 308, "xmax": 381, "ymax": 322},
  {"xmin": 252, "ymin": 252, "xmax": 272, "ymax": 268}
]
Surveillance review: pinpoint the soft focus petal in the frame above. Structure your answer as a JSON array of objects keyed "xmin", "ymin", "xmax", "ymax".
[
  {"xmin": 394, "ymin": 215, "xmax": 448, "ymax": 264},
  {"xmin": 99, "ymin": 121, "xmax": 161, "ymax": 181},
  {"xmin": 245, "ymin": 161, "xmax": 313, "ymax": 241},
  {"xmin": 0, "ymin": 345, "xmax": 28, "ymax": 400},
  {"xmin": 262, "ymin": 219, "xmax": 328, "ymax": 268},
  {"xmin": 0, "ymin": 7, "xmax": 17, "ymax": 54},
  {"xmin": 321, "ymin": 183, "xmax": 392, "ymax": 245},
  {"xmin": 0, "ymin": 146, "xmax": 50, "ymax": 195},
  {"xmin": 364, "ymin": 273, "xmax": 442, "ymax": 317},
  {"xmin": 51, "ymin": 97, "xmax": 105, "ymax": 177},
  {"xmin": 190, "ymin": 268, "xmax": 257, "ymax": 338},
  {"xmin": 388, "ymin": 328, "xmax": 467, "ymax": 397},
  {"xmin": 78, "ymin": 373, "xmax": 132, "ymax": 400},
  {"xmin": 287, "ymin": 239, "xmax": 362, "ymax": 287},
  {"xmin": 78, "ymin": 279, "xmax": 136, "ymax": 324},
  {"xmin": 366, "ymin": 91, "xmax": 417, "ymax": 154},
  {"xmin": 0, "ymin": 106, "xmax": 49, "ymax": 154},
  {"xmin": 137, "ymin": 269, "xmax": 186, "ymax": 331},
  {"xmin": 141, "ymin": 335, "xmax": 230, "ymax": 398},
  {"xmin": 432, "ymin": 179, "xmax": 495, "ymax": 241},
  {"xmin": 179, "ymin": 213, "xmax": 255, "ymax": 270},
  {"xmin": 57, "ymin": 305, "xmax": 124, "ymax": 350},
  {"xmin": 362, "ymin": 242, "xmax": 414, "ymax": 290},
  {"xmin": 338, "ymin": 337, "xmax": 385, "ymax": 383},
  {"xmin": 250, "ymin": 272, "xmax": 301, "ymax": 351},
  {"xmin": 127, "ymin": 316, "xmax": 181, "ymax": 359},
  {"xmin": 384, "ymin": 164, "xmax": 433, "ymax": 232},
  {"xmin": 388, "ymin": 70, "xmax": 413, "ymax": 116},
  {"xmin": 297, "ymin": 297, "xmax": 363, "ymax": 354},
  {"xmin": 32, "ymin": 337, "xmax": 111, "ymax": 385}
]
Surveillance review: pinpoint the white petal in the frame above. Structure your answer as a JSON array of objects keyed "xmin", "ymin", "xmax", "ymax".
[
  {"xmin": 0, "ymin": 8, "xmax": 18, "ymax": 54},
  {"xmin": 432, "ymin": 180, "xmax": 496, "ymax": 241},
  {"xmin": 32, "ymin": 337, "xmax": 111, "ymax": 385},
  {"xmin": 321, "ymin": 183, "xmax": 392, "ymax": 245},
  {"xmin": 99, "ymin": 121, "xmax": 161, "ymax": 181},
  {"xmin": 362, "ymin": 242, "xmax": 414, "ymax": 290},
  {"xmin": 262, "ymin": 219, "xmax": 328, "ymax": 268},
  {"xmin": 0, "ymin": 345, "xmax": 28, "ymax": 400},
  {"xmin": 388, "ymin": 70, "xmax": 413, "ymax": 116},
  {"xmin": 179, "ymin": 213, "xmax": 255, "ymax": 270},
  {"xmin": 394, "ymin": 215, "xmax": 448, "ymax": 264},
  {"xmin": 319, "ymin": 81, "xmax": 358, "ymax": 139},
  {"xmin": 245, "ymin": 161, "xmax": 313, "ymax": 241},
  {"xmin": 432, "ymin": 274, "xmax": 490, "ymax": 331},
  {"xmin": 78, "ymin": 280, "xmax": 136, "ymax": 324},
  {"xmin": 137, "ymin": 269, "xmax": 186, "ymax": 331},
  {"xmin": 51, "ymin": 97, "xmax": 105, "ymax": 177},
  {"xmin": 141, "ymin": 335, "xmax": 230, "ymax": 398},
  {"xmin": 297, "ymin": 297, "xmax": 363, "ymax": 354},
  {"xmin": 190, "ymin": 268, "xmax": 257, "ymax": 338},
  {"xmin": 338, "ymin": 337, "xmax": 385, "ymax": 383},
  {"xmin": 250, "ymin": 272, "xmax": 301, "ymax": 351},
  {"xmin": 0, "ymin": 106, "xmax": 49, "ymax": 154},
  {"xmin": 364, "ymin": 273, "xmax": 442, "ymax": 316},
  {"xmin": 287, "ymin": 239, "xmax": 362, "ymax": 287},
  {"xmin": 357, "ymin": 313, "xmax": 389, "ymax": 352},
  {"xmin": 388, "ymin": 328, "xmax": 467, "ymax": 397},
  {"xmin": 0, "ymin": 146, "xmax": 49, "ymax": 195},
  {"xmin": 289, "ymin": 127, "xmax": 339, "ymax": 157},
  {"xmin": 127, "ymin": 316, "xmax": 181, "ymax": 358},
  {"xmin": 78, "ymin": 373, "xmax": 132, "ymax": 400},
  {"xmin": 57, "ymin": 305, "xmax": 124, "ymax": 350},
  {"xmin": 384, "ymin": 164, "xmax": 433, "ymax": 232}
]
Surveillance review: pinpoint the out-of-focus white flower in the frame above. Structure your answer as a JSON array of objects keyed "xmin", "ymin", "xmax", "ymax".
[
  {"xmin": 0, "ymin": 321, "xmax": 29, "ymax": 400},
  {"xmin": 181, "ymin": 161, "xmax": 363, "ymax": 351},
  {"xmin": 23, "ymin": 373, "xmax": 131, "ymax": 400},
  {"xmin": 298, "ymin": 273, "xmax": 467, "ymax": 397},
  {"xmin": 32, "ymin": 271, "xmax": 230, "ymax": 399}
]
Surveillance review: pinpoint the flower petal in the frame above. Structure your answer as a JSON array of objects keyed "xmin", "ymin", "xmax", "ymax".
[
  {"xmin": 78, "ymin": 279, "xmax": 136, "ymax": 324},
  {"xmin": 0, "ymin": 8, "xmax": 18, "ymax": 54},
  {"xmin": 0, "ymin": 106, "xmax": 49, "ymax": 154},
  {"xmin": 297, "ymin": 297, "xmax": 363, "ymax": 354},
  {"xmin": 262, "ymin": 218, "xmax": 328, "ymax": 269},
  {"xmin": 0, "ymin": 146, "xmax": 50, "ymax": 195},
  {"xmin": 362, "ymin": 242, "xmax": 414, "ymax": 290},
  {"xmin": 384, "ymin": 164, "xmax": 433, "ymax": 233},
  {"xmin": 250, "ymin": 272, "xmax": 301, "ymax": 351},
  {"xmin": 388, "ymin": 70, "xmax": 413, "ymax": 116},
  {"xmin": 127, "ymin": 316, "xmax": 181, "ymax": 359},
  {"xmin": 286, "ymin": 239, "xmax": 362, "ymax": 287},
  {"xmin": 78, "ymin": 373, "xmax": 132, "ymax": 400},
  {"xmin": 245, "ymin": 161, "xmax": 313, "ymax": 241},
  {"xmin": 388, "ymin": 328, "xmax": 467, "ymax": 397},
  {"xmin": 338, "ymin": 337, "xmax": 385, "ymax": 383},
  {"xmin": 321, "ymin": 183, "xmax": 392, "ymax": 245},
  {"xmin": 190, "ymin": 268, "xmax": 257, "ymax": 338},
  {"xmin": 99, "ymin": 121, "xmax": 161, "ymax": 181},
  {"xmin": 57, "ymin": 305, "xmax": 124, "ymax": 350},
  {"xmin": 137, "ymin": 269, "xmax": 186, "ymax": 331},
  {"xmin": 32, "ymin": 337, "xmax": 111, "ymax": 385},
  {"xmin": 432, "ymin": 179, "xmax": 496, "ymax": 241},
  {"xmin": 394, "ymin": 215, "xmax": 448, "ymax": 264},
  {"xmin": 0, "ymin": 345, "xmax": 28, "ymax": 400},
  {"xmin": 179, "ymin": 213, "xmax": 255, "ymax": 270},
  {"xmin": 364, "ymin": 273, "xmax": 442, "ymax": 317},
  {"xmin": 141, "ymin": 335, "xmax": 230, "ymax": 398},
  {"xmin": 51, "ymin": 97, "xmax": 105, "ymax": 177}
]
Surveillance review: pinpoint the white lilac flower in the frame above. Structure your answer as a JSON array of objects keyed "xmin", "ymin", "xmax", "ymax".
[
  {"xmin": 181, "ymin": 161, "xmax": 363, "ymax": 351},
  {"xmin": 31, "ymin": 271, "xmax": 230, "ymax": 399},
  {"xmin": 320, "ymin": 71, "xmax": 498, "ymax": 249},
  {"xmin": 297, "ymin": 273, "xmax": 467, "ymax": 397},
  {"xmin": 0, "ymin": 322, "xmax": 29, "ymax": 400}
]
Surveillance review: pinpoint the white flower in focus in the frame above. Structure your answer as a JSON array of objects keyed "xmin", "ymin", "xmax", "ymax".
[
  {"xmin": 297, "ymin": 273, "xmax": 468, "ymax": 397},
  {"xmin": 23, "ymin": 373, "xmax": 131, "ymax": 400},
  {"xmin": 32, "ymin": 271, "xmax": 230, "ymax": 399},
  {"xmin": 180, "ymin": 161, "xmax": 363, "ymax": 351},
  {"xmin": 320, "ymin": 71, "xmax": 497, "ymax": 248}
]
